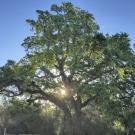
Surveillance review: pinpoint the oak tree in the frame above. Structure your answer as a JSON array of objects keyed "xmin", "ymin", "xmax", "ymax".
[{"xmin": 0, "ymin": 2, "xmax": 135, "ymax": 135}]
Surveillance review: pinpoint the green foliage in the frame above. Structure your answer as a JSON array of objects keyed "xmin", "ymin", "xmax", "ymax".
[
  {"xmin": 0, "ymin": 2, "xmax": 135, "ymax": 135},
  {"xmin": 0, "ymin": 98, "xmax": 56, "ymax": 135}
]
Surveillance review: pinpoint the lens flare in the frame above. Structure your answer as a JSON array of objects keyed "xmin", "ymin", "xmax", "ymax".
[{"xmin": 61, "ymin": 89, "xmax": 66, "ymax": 96}]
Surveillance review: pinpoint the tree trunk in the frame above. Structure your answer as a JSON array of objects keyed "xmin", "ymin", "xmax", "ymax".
[
  {"xmin": 63, "ymin": 95, "xmax": 84, "ymax": 135},
  {"xmin": 73, "ymin": 106, "xmax": 84, "ymax": 135},
  {"xmin": 61, "ymin": 110, "xmax": 74, "ymax": 135},
  {"xmin": 62, "ymin": 112, "xmax": 84, "ymax": 135}
]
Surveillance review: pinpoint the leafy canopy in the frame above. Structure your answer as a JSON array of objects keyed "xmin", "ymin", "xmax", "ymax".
[{"xmin": 0, "ymin": 4, "xmax": 135, "ymax": 131}]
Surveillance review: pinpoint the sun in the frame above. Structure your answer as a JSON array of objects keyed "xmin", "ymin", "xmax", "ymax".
[{"xmin": 60, "ymin": 89, "xmax": 66, "ymax": 96}]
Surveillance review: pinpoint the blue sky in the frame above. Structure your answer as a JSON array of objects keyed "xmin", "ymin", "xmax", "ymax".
[{"xmin": 0, "ymin": 0, "xmax": 135, "ymax": 66}]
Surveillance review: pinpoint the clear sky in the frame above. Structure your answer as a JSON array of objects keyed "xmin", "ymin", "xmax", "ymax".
[{"xmin": 0, "ymin": 0, "xmax": 135, "ymax": 66}]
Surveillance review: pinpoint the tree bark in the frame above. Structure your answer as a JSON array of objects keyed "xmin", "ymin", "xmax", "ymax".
[
  {"xmin": 62, "ymin": 111, "xmax": 74, "ymax": 135},
  {"xmin": 63, "ymin": 110, "xmax": 84, "ymax": 135},
  {"xmin": 73, "ymin": 97, "xmax": 84, "ymax": 135}
]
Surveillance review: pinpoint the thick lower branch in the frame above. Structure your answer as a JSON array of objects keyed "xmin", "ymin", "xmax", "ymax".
[{"xmin": 81, "ymin": 95, "xmax": 97, "ymax": 108}]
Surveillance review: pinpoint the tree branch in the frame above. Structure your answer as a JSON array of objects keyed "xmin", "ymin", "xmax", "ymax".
[{"xmin": 81, "ymin": 95, "xmax": 97, "ymax": 108}]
